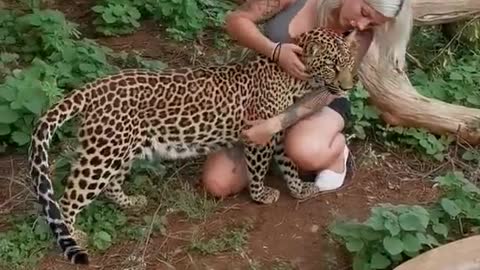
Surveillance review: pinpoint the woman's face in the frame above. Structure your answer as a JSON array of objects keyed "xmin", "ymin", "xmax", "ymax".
[{"xmin": 338, "ymin": 0, "xmax": 392, "ymax": 31}]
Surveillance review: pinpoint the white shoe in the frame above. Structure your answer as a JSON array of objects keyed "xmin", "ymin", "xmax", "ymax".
[{"xmin": 314, "ymin": 145, "xmax": 349, "ymax": 191}]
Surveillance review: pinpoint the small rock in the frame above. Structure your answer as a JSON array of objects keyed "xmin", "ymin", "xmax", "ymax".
[{"xmin": 311, "ymin": 224, "xmax": 320, "ymax": 233}]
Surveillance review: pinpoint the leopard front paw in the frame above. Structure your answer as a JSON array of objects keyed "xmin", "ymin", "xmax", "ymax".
[{"xmin": 250, "ymin": 186, "xmax": 280, "ymax": 204}]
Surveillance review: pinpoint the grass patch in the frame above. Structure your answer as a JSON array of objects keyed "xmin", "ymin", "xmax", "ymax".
[{"xmin": 189, "ymin": 223, "xmax": 251, "ymax": 255}]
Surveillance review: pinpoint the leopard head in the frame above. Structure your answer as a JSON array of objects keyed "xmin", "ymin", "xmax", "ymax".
[{"xmin": 295, "ymin": 27, "xmax": 358, "ymax": 92}]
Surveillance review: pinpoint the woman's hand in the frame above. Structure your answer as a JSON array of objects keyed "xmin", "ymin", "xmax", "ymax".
[
  {"xmin": 276, "ymin": 43, "xmax": 310, "ymax": 80},
  {"xmin": 241, "ymin": 118, "xmax": 277, "ymax": 146}
]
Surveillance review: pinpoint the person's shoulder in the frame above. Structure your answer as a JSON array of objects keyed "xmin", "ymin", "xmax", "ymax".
[{"xmin": 228, "ymin": 0, "xmax": 293, "ymax": 22}]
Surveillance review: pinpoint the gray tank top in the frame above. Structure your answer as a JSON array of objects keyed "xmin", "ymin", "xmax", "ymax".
[{"xmin": 263, "ymin": 0, "xmax": 308, "ymax": 43}]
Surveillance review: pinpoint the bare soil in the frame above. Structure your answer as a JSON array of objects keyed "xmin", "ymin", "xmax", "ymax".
[
  {"xmin": 0, "ymin": 142, "xmax": 441, "ymax": 270},
  {"xmin": 0, "ymin": 2, "xmax": 443, "ymax": 270}
]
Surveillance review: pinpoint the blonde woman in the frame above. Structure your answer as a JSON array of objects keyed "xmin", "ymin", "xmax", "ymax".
[{"xmin": 201, "ymin": 0, "xmax": 413, "ymax": 198}]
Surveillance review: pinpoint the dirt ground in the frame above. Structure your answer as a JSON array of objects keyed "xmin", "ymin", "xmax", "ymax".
[
  {"xmin": 0, "ymin": 142, "xmax": 441, "ymax": 270},
  {"xmin": 0, "ymin": 2, "xmax": 443, "ymax": 270}
]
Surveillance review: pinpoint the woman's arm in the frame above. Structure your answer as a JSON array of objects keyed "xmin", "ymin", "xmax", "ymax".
[
  {"xmin": 225, "ymin": 0, "xmax": 293, "ymax": 59},
  {"xmin": 242, "ymin": 87, "xmax": 339, "ymax": 146}
]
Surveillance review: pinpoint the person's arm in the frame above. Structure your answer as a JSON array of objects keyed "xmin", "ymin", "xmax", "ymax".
[
  {"xmin": 242, "ymin": 86, "xmax": 340, "ymax": 146},
  {"xmin": 225, "ymin": 0, "xmax": 292, "ymax": 59}
]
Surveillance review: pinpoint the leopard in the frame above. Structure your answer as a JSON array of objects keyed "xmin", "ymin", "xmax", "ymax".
[{"xmin": 28, "ymin": 27, "xmax": 358, "ymax": 265}]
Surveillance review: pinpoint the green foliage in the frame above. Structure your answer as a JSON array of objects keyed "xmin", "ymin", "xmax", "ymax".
[
  {"xmin": 92, "ymin": 0, "xmax": 142, "ymax": 36},
  {"xmin": 190, "ymin": 225, "xmax": 250, "ymax": 255},
  {"xmin": 0, "ymin": 9, "xmax": 113, "ymax": 147},
  {"xmin": 348, "ymin": 84, "xmax": 380, "ymax": 140},
  {"xmin": 0, "ymin": 7, "xmax": 166, "ymax": 148},
  {"xmin": 0, "ymin": 217, "xmax": 52, "ymax": 269},
  {"xmin": 0, "ymin": 202, "xmax": 166, "ymax": 268},
  {"xmin": 330, "ymin": 171, "xmax": 480, "ymax": 270},
  {"xmin": 91, "ymin": 0, "xmax": 235, "ymax": 41},
  {"xmin": 76, "ymin": 200, "xmax": 162, "ymax": 251},
  {"xmin": 411, "ymin": 53, "xmax": 480, "ymax": 109},
  {"xmin": 148, "ymin": 0, "xmax": 235, "ymax": 41},
  {"xmin": 347, "ymin": 85, "xmax": 452, "ymax": 161}
]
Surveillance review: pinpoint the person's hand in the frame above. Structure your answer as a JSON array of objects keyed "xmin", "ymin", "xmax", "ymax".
[
  {"xmin": 241, "ymin": 119, "xmax": 276, "ymax": 146},
  {"xmin": 276, "ymin": 43, "xmax": 310, "ymax": 80}
]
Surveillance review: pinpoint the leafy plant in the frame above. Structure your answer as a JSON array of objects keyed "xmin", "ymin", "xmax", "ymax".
[
  {"xmin": 330, "ymin": 171, "xmax": 480, "ymax": 270},
  {"xmin": 92, "ymin": 0, "xmax": 142, "ymax": 36},
  {"xmin": 0, "ymin": 217, "xmax": 52, "ymax": 269},
  {"xmin": 0, "ymin": 7, "xmax": 167, "ymax": 148}
]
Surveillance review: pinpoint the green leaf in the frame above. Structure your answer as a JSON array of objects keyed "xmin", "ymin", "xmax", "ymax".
[
  {"xmin": 398, "ymin": 213, "xmax": 426, "ymax": 231},
  {"xmin": 384, "ymin": 217, "xmax": 400, "ymax": 236},
  {"xmin": 354, "ymin": 125, "xmax": 366, "ymax": 139},
  {"xmin": 366, "ymin": 215, "xmax": 385, "ymax": 231},
  {"xmin": 346, "ymin": 238, "xmax": 364, "ymax": 252},
  {"xmin": 462, "ymin": 150, "xmax": 478, "ymax": 161},
  {"xmin": 102, "ymin": 11, "xmax": 117, "ymax": 24},
  {"xmin": 23, "ymin": 98, "xmax": 45, "ymax": 115},
  {"xmin": 112, "ymin": 4, "xmax": 127, "ymax": 16},
  {"xmin": 78, "ymin": 63, "xmax": 97, "ymax": 73},
  {"xmin": 467, "ymin": 95, "xmax": 480, "ymax": 106},
  {"xmin": 449, "ymin": 71, "xmax": 463, "ymax": 80},
  {"xmin": 370, "ymin": 252, "xmax": 391, "ymax": 269},
  {"xmin": 415, "ymin": 232, "xmax": 428, "ymax": 245},
  {"xmin": 127, "ymin": 7, "xmax": 141, "ymax": 20},
  {"xmin": 441, "ymin": 198, "xmax": 462, "ymax": 217},
  {"xmin": 0, "ymin": 105, "xmax": 19, "ymax": 124},
  {"xmin": 360, "ymin": 227, "xmax": 383, "ymax": 241},
  {"xmin": 383, "ymin": 236, "xmax": 404, "ymax": 255},
  {"xmin": 93, "ymin": 230, "xmax": 112, "ymax": 250},
  {"xmin": 0, "ymin": 124, "xmax": 10, "ymax": 135},
  {"xmin": 91, "ymin": 5, "xmax": 105, "ymax": 13},
  {"xmin": 11, "ymin": 131, "xmax": 30, "ymax": 145},
  {"xmin": 432, "ymin": 223, "xmax": 448, "ymax": 238},
  {"xmin": 425, "ymin": 234, "xmax": 440, "ymax": 247},
  {"xmin": 330, "ymin": 222, "xmax": 363, "ymax": 238},
  {"xmin": 402, "ymin": 233, "xmax": 422, "ymax": 253},
  {"xmin": 0, "ymin": 83, "xmax": 17, "ymax": 102},
  {"xmin": 353, "ymin": 254, "xmax": 370, "ymax": 270}
]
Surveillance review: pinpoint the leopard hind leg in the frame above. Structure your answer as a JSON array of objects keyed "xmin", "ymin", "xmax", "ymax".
[
  {"xmin": 103, "ymin": 158, "xmax": 147, "ymax": 211},
  {"xmin": 272, "ymin": 132, "xmax": 321, "ymax": 200},
  {"xmin": 58, "ymin": 150, "xmax": 119, "ymax": 248},
  {"xmin": 244, "ymin": 141, "xmax": 279, "ymax": 204}
]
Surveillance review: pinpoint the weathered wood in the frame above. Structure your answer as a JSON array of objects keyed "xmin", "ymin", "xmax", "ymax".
[
  {"xmin": 394, "ymin": 235, "xmax": 480, "ymax": 270},
  {"xmin": 359, "ymin": 0, "xmax": 480, "ymax": 145},
  {"xmin": 413, "ymin": 0, "xmax": 480, "ymax": 25}
]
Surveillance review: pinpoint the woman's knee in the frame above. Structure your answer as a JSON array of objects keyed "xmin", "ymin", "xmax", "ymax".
[
  {"xmin": 284, "ymin": 123, "xmax": 346, "ymax": 171},
  {"xmin": 201, "ymin": 149, "xmax": 248, "ymax": 198}
]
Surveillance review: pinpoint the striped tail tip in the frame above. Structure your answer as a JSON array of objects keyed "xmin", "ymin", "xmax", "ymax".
[{"xmin": 66, "ymin": 247, "xmax": 89, "ymax": 265}]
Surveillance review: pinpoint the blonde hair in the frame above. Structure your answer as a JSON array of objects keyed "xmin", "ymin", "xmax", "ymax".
[{"xmin": 316, "ymin": 0, "xmax": 413, "ymax": 69}]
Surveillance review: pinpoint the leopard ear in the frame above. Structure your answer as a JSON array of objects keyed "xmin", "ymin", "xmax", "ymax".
[{"xmin": 305, "ymin": 42, "xmax": 324, "ymax": 56}]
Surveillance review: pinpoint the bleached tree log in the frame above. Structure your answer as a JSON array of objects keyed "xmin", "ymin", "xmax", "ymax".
[
  {"xmin": 394, "ymin": 235, "xmax": 480, "ymax": 270},
  {"xmin": 359, "ymin": 0, "xmax": 480, "ymax": 145}
]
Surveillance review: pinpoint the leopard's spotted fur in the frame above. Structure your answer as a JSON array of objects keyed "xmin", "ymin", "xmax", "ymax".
[{"xmin": 28, "ymin": 27, "xmax": 357, "ymax": 264}]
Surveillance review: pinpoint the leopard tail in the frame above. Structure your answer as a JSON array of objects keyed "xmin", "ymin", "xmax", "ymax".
[{"xmin": 28, "ymin": 89, "xmax": 89, "ymax": 265}]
